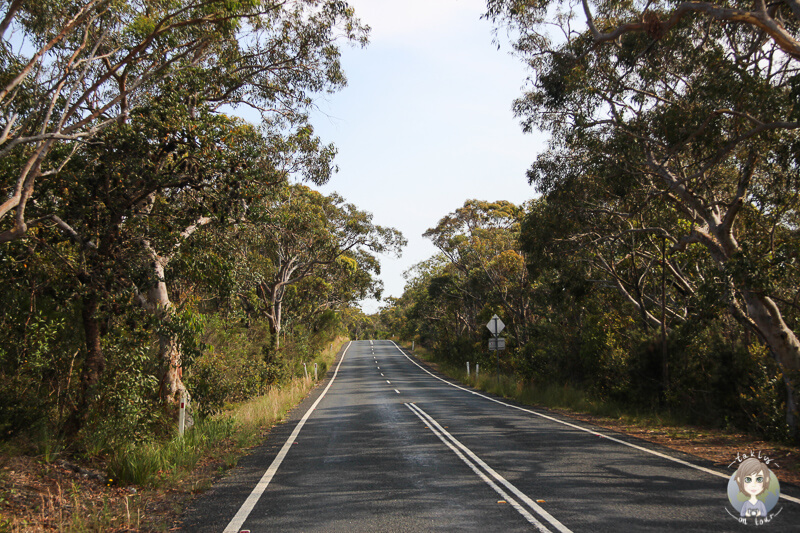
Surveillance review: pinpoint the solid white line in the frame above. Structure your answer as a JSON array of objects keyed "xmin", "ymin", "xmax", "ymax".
[
  {"xmin": 389, "ymin": 341, "xmax": 800, "ymax": 506},
  {"xmin": 222, "ymin": 342, "xmax": 352, "ymax": 533},
  {"xmin": 405, "ymin": 403, "xmax": 554, "ymax": 533},
  {"xmin": 408, "ymin": 403, "xmax": 572, "ymax": 533}
]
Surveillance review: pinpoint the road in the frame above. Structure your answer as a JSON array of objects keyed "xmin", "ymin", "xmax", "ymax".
[{"xmin": 181, "ymin": 340, "xmax": 800, "ymax": 532}]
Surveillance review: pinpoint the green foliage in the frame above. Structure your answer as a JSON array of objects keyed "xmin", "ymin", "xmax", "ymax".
[
  {"xmin": 472, "ymin": 0, "xmax": 800, "ymax": 441},
  {"xmin": 107, "ymin": 417, "xmax": 234, "ymax": 487},
  {"xmin": 0, "ymin": 0, "xmax": 391, "ymax": 465},
  {"xmin": 739, "ymin": 344, "xmax": 792, "ymax": 441},
  {"xmin": 392, "ymin": 189, "xmax": 799, "ymax": 442},
  {"xmin": 80, "ymin": 315, "xmax": 164, "ymax": 449}
]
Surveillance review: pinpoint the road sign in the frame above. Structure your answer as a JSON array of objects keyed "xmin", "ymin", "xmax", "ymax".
[
  {"xmin": 489, "ymin": 337, "xmax": 506, "ymax": 351},
  {"xmin": 486, "ymin": 315, "xmax": 505, "ymax": 336}
]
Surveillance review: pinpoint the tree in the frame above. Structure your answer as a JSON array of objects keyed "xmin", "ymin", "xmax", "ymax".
[
  {"xmin": 424, "ymin": 199, "xmax": 534, "ymax": 347},
  {"xmin": 1, "ymin": 0, "xmax": 368, "ymax": 430},
  {"xmin": 487, "ymin": 0, "xmax": 800, "ymax": 434},
  {"xmin": 0, "ymin": 0, "xmax": 367, "ymax": 243},
  {"xmin": 233, "ymin": 183, "xmax": 405, "ymax": 348}
]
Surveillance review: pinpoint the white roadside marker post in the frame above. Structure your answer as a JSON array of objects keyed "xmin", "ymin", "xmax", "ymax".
[
  {"xmin": 467, "ymin": 361, "xmax": 470, "ymax": 377},
  {"xmin": 303, "ymin": 363, "xmax": 308, "ymax": 379},
  {"xmin": 476, "ymin": 364, "xmax": 479, "ymax": 380},
  {"xmin": 314, "ymin": 363, "xmax": 318, "ymax": 380},
  {"xmin": 178, "ymin": 390, "xmax": 187, "ymax": 437},
  {"xmin": 412, "ymin": 340, "xmax": 415, "ymax": 351}
]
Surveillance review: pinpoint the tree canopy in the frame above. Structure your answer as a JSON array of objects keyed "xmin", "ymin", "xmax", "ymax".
[{"xmin": 477, "ymin": 0, "xmax": 800, "ymax": 437}]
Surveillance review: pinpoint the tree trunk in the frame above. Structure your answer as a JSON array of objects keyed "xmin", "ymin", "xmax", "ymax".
[
  {"xmin": 158, "ymin": 333, "xmax": 184, "ymax": 405},
  {"xmin": 80, "ymin": 293, "xmax": 105, "ymax": 393},
  {"xmin": 136, "ymin": 252, "xmax": 190, "ymax": 419},
  {"xmin": 65, "ymin": 292, "xmax": 105, "ymax": 435},
  {"xmin": 268, "ymin": 298, "xmax": 283, "ymax": 349},
  {"xmin": 149, "ymin": 259, "xmax": 189, "ymax": 409},
  {"xmin": 741, "ymin": 291, "xmax": 800, "ymax": 373},
  {"xmin": 717, "ymin": 237, "xmax": 800, "ymax": 437}
]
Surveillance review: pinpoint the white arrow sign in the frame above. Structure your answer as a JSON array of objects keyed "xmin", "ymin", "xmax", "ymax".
[{"xmin": 486, "ymin": 315, "xmax": 505, "ymax": 336}]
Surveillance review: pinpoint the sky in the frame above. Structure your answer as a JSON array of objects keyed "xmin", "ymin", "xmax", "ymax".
[{"xmin": 307, "ymin": 0, "xmax": 548, "ymax": 313}]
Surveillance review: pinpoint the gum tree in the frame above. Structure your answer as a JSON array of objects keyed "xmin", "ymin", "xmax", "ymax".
[
  {"xmin": 233, "ymin": 183, "xmax": 405, "ymax": 348},
  {"xmin": 0, "ymin": 0, "xmax": 367, "ymax": 243},
  {"xmin": 487, "ymin": 0, "xmax": 800, "ymax": 434},
  {"xmin": 1, "ymin": 0, "xmax": 368, "ymax": 425}
]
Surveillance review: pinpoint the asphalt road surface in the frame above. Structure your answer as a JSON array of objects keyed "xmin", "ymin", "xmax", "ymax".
[{"xmin": 181, "ymin": 341, "xmax": 800, "ymax": 532}]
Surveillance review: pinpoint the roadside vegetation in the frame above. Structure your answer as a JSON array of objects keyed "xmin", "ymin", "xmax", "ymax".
[
  {"xmin": 377, "ymin": 1, "xmax": 800, "ymax": 445},
  {"xmin": 0, "ymin": 335, "xmax": 346, "ymax": 532},
  {"xmin": 0, "ymin": 1, "xmax": 403, "ymax": 530}
]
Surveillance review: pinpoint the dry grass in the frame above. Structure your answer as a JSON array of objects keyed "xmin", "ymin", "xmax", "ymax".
[{"xmin": 0, "ymin": 337, "xmax": 347, "ymax": 532}]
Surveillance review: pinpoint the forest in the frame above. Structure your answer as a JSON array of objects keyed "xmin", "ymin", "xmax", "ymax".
[
  {"xmin": 1, "ymin": 2, "xmax": 800, "ymax": 523},
  {"xmin": 379, "ymin": 0, "xmax": 800, "ymax": 444},
  {"xmin": 0, "ymin": 0, "xmax": 406, "ymax": 469}
]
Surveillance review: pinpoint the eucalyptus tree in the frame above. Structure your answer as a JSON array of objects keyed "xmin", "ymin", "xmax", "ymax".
[
  {"xmin": 0, "ymin": 0, "xmax": 367, "ymax": 243},
  {"xmin": 18, "ymin": 99, "xmax": 295, "ymax": 429},
  {"xmin": 398, "ymin": 256, "xmax": 465, "ymax": 352},
  {"xmin": 232, "ymin": 183, "xmax": 405, "ymax": 348},
  {"xmin": 1, "ymin": 0, "xmax": 368, "ymax": 431},
  {"xmin": 488, "ymin": 0, "xmax": 800, "ymax": 434},
  {"xmin": 283, "ymin": 248, "xmax": 383, "ymax": 336},
  {"xmin": 424, "ymin": 199, "xmax": 534, "ymax": 347}
]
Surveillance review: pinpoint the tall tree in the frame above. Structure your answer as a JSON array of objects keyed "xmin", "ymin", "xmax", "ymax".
[
  {"xmin": 233, "ymin": 183, "xmax": 405, "ymax": 348},
  {"xmin": 424, "ymin": 199, "xmax": 533, "ymax": 346},
  {"xmin": 0, "ymin": 0, "xmax": 367, "ymax": 243},
  {"xmin": 487, "ymin": 0, "xmax": 800, "ymax": 433}
]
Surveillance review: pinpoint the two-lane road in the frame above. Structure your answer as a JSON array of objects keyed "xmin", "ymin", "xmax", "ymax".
[{"xmin": 181, "ymin": 341, "xmax": 800, "ymax": 532}]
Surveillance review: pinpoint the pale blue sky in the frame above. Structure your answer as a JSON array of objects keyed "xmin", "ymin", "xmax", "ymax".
[{"xmin": 309, "ymin": 0, "xmax": 547, "ymax": 313}]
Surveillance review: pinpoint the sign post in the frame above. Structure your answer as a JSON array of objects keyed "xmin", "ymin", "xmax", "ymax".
[{"xmin": 486, "ymin": 315, "xmax": 506, "ymax": 382}]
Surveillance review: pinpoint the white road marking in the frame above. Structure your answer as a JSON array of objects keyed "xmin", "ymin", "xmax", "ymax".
[
  {"xmin": 386, "ymin": 380, "xmax": 391, "ymax": 384},
  {"xmin": 406, "ymin": 403, "xmax": 564, "ymax": 533},
  {"xmin": 222, "ymin": 342, "xmax": 352, "ymax": 533},
  {"xmin": 395, "ymin": 389, "xmax": 401, "ymax": 394},
  {"xmin": 389, "ymin": 342, "xmax": 800, "ymax": 506}
]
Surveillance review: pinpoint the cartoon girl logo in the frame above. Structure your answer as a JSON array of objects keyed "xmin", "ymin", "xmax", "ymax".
[{"xmin": 727, "ymin": 456, "xmax": 781, "ymax": 522}]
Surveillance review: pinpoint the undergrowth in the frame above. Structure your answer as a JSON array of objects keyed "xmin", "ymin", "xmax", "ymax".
[
  {"xmin": 407, "ymin": 342, "xmax": 693, "ymax": 430},
  {"xmin": 0, "ymin": 338, "xmax": 347, "ymax": 532}
]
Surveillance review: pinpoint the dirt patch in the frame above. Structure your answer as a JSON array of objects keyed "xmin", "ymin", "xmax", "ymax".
[
  {"xmin": 1, "ymin": 454, "xmax": 173, "ymax": 532},
  {"xmin": 0, "ymin": 451, "xmax": 236, "ymax": 532}
]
